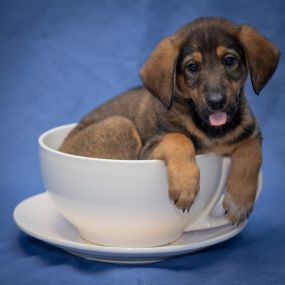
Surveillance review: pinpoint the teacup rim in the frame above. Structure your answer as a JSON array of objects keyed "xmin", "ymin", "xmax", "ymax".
[{"xmin": 39, "ymin": 123, "xmax": 213, "ymax": 164}]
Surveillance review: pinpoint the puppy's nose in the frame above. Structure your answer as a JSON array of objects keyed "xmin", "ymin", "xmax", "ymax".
[{"xmin": 206, "ymin": 93, "xmax": 226, "ymax": 111}]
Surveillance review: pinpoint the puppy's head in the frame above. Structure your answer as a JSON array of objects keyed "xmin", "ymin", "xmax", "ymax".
[{"xmin": 140, "ymin": 17, "xmax": 279, "ymax": 130}]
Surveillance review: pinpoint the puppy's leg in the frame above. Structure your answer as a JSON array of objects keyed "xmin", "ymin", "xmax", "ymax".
[
  {"xmin": 59, "ymin": 116, "xmax": 142, "ymax": 160},
  {"xmin": 223, "ymin": 137, "xmax": 262, "ymax": 224},
  {"xmin": 145, "ymin": 133, "xmax": 200, "ymax": 210}
]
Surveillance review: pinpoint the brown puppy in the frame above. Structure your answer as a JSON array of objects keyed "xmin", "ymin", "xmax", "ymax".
[{"xmin": 60, "ymin": 17, "xmax": 279, "ymax": 224}]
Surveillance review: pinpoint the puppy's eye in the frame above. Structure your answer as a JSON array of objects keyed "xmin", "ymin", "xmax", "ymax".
[
  {"xmin": 186, "ymin": 62, "xmax": 200, "ymax": 73},
  {"xmin": 223, "ymin": 56, "xmax": 237, "ymax": 67}
]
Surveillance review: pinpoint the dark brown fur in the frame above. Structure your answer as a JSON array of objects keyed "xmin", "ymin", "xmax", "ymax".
[{"xmin": 60, "ymin": 17, "xmax": 279, "ymax": 224}]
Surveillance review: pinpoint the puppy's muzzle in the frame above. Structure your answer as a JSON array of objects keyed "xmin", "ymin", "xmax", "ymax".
[
  {"xmin": 206, "ymin": 92, "xmax": 227, "ymax": 111},
  {"xmin": 204, "ymin": 89, "xmax": 228, "ymax": 126}
]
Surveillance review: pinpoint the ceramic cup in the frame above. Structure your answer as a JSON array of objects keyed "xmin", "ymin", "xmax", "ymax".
[{"xmin": 39, "ymin": 124, "xmax": 262, "ymax": 248}]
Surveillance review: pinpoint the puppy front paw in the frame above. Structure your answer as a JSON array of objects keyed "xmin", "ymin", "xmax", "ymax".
[
  {"xmin": 223, "ymin": 192, "xmax": 254, "ymax": 225},
  {"xmin": 168, "ymin": 162, "xmax": 200, "ymax": 211}
]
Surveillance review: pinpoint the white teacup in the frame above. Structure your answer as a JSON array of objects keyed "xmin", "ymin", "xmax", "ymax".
[{"xmin": 39, "ymin": 124, "xmax": 262, "ymax": 248}]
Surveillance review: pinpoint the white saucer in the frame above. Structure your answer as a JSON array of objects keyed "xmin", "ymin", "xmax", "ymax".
[{"xmin": 13, "ymin": 193, "xmax": 246, "ymax": 264}]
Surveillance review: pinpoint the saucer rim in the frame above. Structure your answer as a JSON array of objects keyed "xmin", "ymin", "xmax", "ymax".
[{"xmin": 13, "ymin": 193, "xmax": 246, "ymax": 256}]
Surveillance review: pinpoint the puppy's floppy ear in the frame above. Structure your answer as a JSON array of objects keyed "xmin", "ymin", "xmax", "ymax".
[
  {"xmin": 237, "ymin": 25, "xmax": 280, "ymax": 95},
  {"xmin": 140, "ymin": 36, "xmax": 182, "ymax": 108}
]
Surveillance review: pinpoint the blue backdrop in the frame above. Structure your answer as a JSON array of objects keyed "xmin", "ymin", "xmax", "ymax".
[{"xmin": 1, "ymin": 0, "xmax": 284, "ymax": 284}]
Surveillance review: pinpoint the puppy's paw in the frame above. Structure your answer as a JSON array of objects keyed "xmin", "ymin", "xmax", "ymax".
[
  {"xmin": 169, "ymin": 186, "xmax": 199, "ymax": 211},
  {"xmin": 168, "ymin": 162, "xmax": 200, "ymax": 212},
  {"xmin": 223, "ymin": 193, "xmax": 254, "ymax": 225}
]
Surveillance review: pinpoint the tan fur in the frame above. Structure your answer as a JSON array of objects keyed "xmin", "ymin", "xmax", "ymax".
[
  {"xmin": 192, "ymin": 51, "xmax": 203, "ymax": 63},
  {"xmin": 150, "ymin": 133, "xmax": 199, "ymax": 209},
  {"xmin": 60, "ymin": 116, "xmax": 141, "ymax": 160},
  {"xmin": 216, "ymin": 46, "xmax": 240, "ymax": 58},
  {"xmin": 223, "ymin": 137, "xmax": 262, "ymax": 223},
  {"xmin": 176, "ymin": 73, "xmax": 201, "ymax": 101},
  {"xmin": 237, "ymin": 25, "xmax": 280, "ymax": 94},
  {"xmin": 140, "ymin": 36, "xmax": 183, "ymax": 108}
]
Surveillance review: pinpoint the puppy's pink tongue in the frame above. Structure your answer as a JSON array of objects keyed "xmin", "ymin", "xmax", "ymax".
[{"xmin": 209, "ymin": 112, "xmax": 227, "ymax": 126}]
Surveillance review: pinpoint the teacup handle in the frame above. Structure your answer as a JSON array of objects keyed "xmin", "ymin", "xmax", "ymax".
[{"xmin": 185, "ymin": 157, "xmax": 263, "ymax": 231}]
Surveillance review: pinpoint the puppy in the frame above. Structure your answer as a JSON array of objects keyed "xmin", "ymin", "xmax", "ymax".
[{"xmin": 60, "ymin": 17, "xmax": 279, "ymax": 224}]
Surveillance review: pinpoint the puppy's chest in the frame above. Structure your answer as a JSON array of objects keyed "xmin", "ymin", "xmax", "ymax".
[
  {"xmin": 196, "ymin": 139, "xmax": 236, "ymax": 156},
  {"xmin": 165, "ymin": 117, "xmax": 235, "ymax": 155},
  {"xmin": 182, "ymin": 131, "xmax": 228, "ymax": 154}
]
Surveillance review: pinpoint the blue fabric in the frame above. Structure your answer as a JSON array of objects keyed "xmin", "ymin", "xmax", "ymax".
[{"xmin": 1, "ymin": 0, "xmax": 285, "ymax": 284}]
